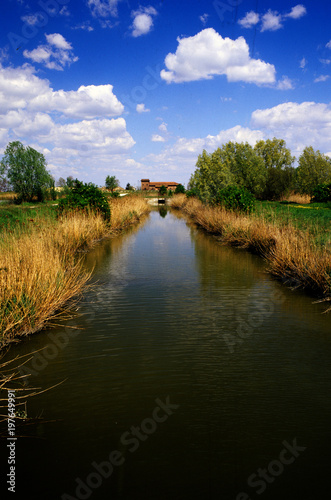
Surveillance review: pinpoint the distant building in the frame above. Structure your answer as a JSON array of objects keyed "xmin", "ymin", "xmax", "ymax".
[{"xmin": 141, "ymin": 179, "xmax": 179, "ymax": 191}]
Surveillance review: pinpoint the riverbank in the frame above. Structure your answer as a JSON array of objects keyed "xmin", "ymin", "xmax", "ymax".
[
  {"xmin": 0, "ymin": 195, "xmax": 150, "ymax": 347},
  {"xmin": 171, "ymin": 194, "xmax": 331, "ymax": 309}
]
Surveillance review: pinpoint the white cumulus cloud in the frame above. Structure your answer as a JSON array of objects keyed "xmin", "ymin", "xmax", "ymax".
[
  {"xmin": 23, "ymin": 33, "xmax": 78, "ymax": 70},
  {"xmin": 131, "ymin": 6, "xmax": 157, "ymax": 37},
  {"xmin": 239, "ymin": 5, "xmax": 306, "ymax": 32},
  {"xmin": 151, "ymin": 134, "xmax": 165, "ymax": 142},
  {"xmin": 0, "ymin": 63, "xmax": 133, "ymax": 182},
  {"xmin": 277, "ymin": 76, "xmax": 294, "ymax": 90},
  {"xmin": 87, "ymin": 0, "xmax": 121, "ymax": 18},
  {"xmin": 251, "ymin": 101, "xmax": 331, "ymax": 154},
  {"xmin": 136, "ymin": 103, "xmax": 150, "ymax": 113},
  {"xmin": 160, "ymin": 28, "xmax": 275, "ymax": 85},
  {"xmin": 286, "ymin": 4, "xmax": 307, "ymax": 19},
  {"xmin": 238, "ymin": 11, "xmax": 260, "ymax": 29},
  {"xmin": 261, "ymin": 10, "xmax": 283, "ymax": 32}
]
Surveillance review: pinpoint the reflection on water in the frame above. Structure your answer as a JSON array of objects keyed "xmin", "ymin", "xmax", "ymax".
[{"xmin": 1, "ymin": 209, "xmax": 331, "ymax": 500}]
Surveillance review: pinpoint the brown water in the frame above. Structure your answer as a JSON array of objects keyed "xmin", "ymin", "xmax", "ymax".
[{"xmin": 1, "ymin": 208, "xmax": 331, "ymax": 500}]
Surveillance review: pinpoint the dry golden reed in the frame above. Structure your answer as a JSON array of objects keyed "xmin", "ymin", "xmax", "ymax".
[
  {"xmin": 171, "ymin": 195, "xmax": 331, "ymax": 306},
  {"xmin": 0, "ymin": 196, "xmax": 150, "ymax": 345}
]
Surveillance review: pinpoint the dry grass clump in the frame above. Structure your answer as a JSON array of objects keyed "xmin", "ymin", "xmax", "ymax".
[
  {"xmin": 0, "ymin": 196, "xmax": 150, "ymax": 345},
  {"xmin": 0, "ymin": 228, "xmax": 90, "ymax": 343},
  {"xmin": 171, "ymin": 194, "xmax": 331, "ymax": 306},
  {"xmin": 109, "ymin": 195, "xmax": 150, "ymax": 231},
  {"xmin": 0, "ymin": 192, "xmax": 15, "ymax": 201},
  {"xmin": 280, "ymin": 192, "xmax": 311, "ymax": 204}
]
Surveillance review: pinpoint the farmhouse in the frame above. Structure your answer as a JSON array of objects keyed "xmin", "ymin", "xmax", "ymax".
[{"xmin": 141, "ymin": 179, "xmax": 179, "ymax": 191}]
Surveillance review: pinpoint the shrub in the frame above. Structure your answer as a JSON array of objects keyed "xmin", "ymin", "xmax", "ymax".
[
  {"xmin": 216, "ymin": 185, "xmax": 255, "ymax": 213},
  {"xmin": 175, "ymin": 184, "xmax": 185, "ymax": 194},
  {"xmin": 311, "ymin": 183, "xmax": 331, "ymax": 203},
  {"xmin": 57, "ymin": 180, "xmax": 111, "ymax": 221},
  {"xmin": 185, "ymin": 188, "xmax": 199, "ymax": 198},
  {"xmin": 158, "ymin": 185, "xmax": 167, "ymax": 196}
]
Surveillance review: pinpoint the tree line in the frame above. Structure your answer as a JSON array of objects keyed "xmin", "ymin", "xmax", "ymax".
[{"xmin": 188, "ymin": 138, "xmax": 331, "ymax": 202}]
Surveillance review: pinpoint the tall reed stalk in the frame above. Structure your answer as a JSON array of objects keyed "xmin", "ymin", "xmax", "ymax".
[
  {"xmin": 0, "ymin": 196, "xmax": 150, "ymax": 346},
  {"xmin": 171, "ymin": 195, "xmax": 331, "ymax": 308}
]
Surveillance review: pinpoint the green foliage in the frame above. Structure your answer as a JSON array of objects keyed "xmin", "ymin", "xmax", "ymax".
[
  {"xmin": 1, "ymin": 141, "xmax": 53, "ymax": 202},
  {"xmin": 175, "ymin": 184, "xmax": 185, "ymax": 194},
  {"xmin": 189, "ymin": 142, "xmax": 266, "ymax": 202},
  {"xmin": 57, "ymin": 177, "xmax": 66, "ymax": 188},
  {"xmin": 186, "ymin": 187, "xmax": 199, "ymax": 198},
  {"xmin": 189, "ymin": 148, "xmax": 234, "ymax": 201},
  {"xmin": 167, "ymin": 189, "xmax": 174, "ymax": 197},
  {"xmin": 105, "ymin": 175, "xmax": 119, "ymax": 192},
  {"xmin": 311, "ymin": 183, "xmax": 331, "ymax": 203},
  {"xmin": 296, "ymin": 146, "xmax": 331, "ymax": 195},
  {"xmin": 158, "ymin": 185, "xmax": 167, "ymax": 196},
  {"xmin": 108, "ymin": 190, "xmax": 120, "ymax": 198},
  {"xmin": 216, "ymin": 185, "xmax": 255, "ymax": 213},
  {"xmin": 254, "ymin": 138, "xmax": 296, "ymax": 199},
  {"xmin": 126, "ymin": 183, "xmax": 134, "ymax": 191},
  {"xmin": 57, "ymin": 179, "xmax": 111, "ymax": 221}
]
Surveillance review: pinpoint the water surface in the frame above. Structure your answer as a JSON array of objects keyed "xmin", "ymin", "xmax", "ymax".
[{"xmin": 1, "ymin": 209, "xmax": 331, "ymax": 500}]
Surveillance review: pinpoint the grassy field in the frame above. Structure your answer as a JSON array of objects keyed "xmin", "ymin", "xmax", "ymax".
[
  {"xmin": 255, "ymin": 200, "xmax": 331, "ymax": 250},
  {"xmin": 171, "ymin": 194, "xmax": 331, "ymax": 308},
  {"xmin": 0, "ymin": 194, "xmax": 150, "ymax": 347}
]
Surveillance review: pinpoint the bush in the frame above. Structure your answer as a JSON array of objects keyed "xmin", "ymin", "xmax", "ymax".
[
  {"xmin": 158, "ymin": 185, "xmax": 167, "ymax": 196},
  {"xmin": 311, "ymin": 183, "xmax": 331, "ymax": 203},
  {"xmin": 185, "ymin": 188, "xmax": 199, "ymax": 198},
  {"xmin": 216, "ymin": 185, "xmax": 255, "ymax": 213},
  {"xmin": 175, "ymin": 184, "xmax": 185, "ymax": 194},
  {"xmin": 57, "ymin": 180, "xmax": 111, "ymax": 221}
]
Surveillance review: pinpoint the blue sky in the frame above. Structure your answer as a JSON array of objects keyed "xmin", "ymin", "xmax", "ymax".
[{"xmin": 0, "ymin": 0, "xmax": 330, "ymax": 187}]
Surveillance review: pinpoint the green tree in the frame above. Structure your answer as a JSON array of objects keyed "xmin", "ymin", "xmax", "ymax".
[
  {"xmin": 189, "ymin": 148, "xmax": 234, "ymax": 202},
  {"xmin": 158, "ymin": 184, "xmax": 167, "ymax": 196},
  {"xmin": 254, "ymin": 138, "xmax": 296, "ymax": 199},
  {"xmin": 296, "ymin": 146, "xmax": 331, "ymax": 195},
  {"xmin": 105, "ymin": 175, "xmax": 119, "ymax": 193},
  {"xmin": 1, "ymin": 141, "xmax": 52, "ymax": 202},
  {"xmin": 189, "ymin": 142, "xmax": 266, "ymax": 202},
  {"xmin": 126, "ymin": 182, "xmax": 134, "ymax": 191},
  {"xmin": 57, "ymin": 177, "xmax": 66, "ymax": 188},
  {"xmin": 175, "ymin": 184, "xmax": 185, "ymax": 194},
  {"xmin": 221, "ymin": 142, "xmax": 266, "ymax": 197}
]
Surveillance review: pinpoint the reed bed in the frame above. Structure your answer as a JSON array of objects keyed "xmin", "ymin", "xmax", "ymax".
[
  {"xmin": 171, "ymin": 195, "xmax": 331, "ymax": 307},
  {"xmin": 0, "ymin": 196, "xmax": 150, "ymax": 346},
  {"xmin": 110, "ymin": 195, "xmax": 151, "ymax": 231},
  {"xmin": 280, "ymin": 192, "xmax": 311, "ymax": 204}
]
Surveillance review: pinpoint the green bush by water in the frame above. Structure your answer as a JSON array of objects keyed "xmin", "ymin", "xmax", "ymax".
[
  {"xmin": 216, "ymin": 185, "xmax": 255, "ymax": 213},
  {"xmin": 57, "ymin": 180, "xmax": 111, "ymax": 221}
]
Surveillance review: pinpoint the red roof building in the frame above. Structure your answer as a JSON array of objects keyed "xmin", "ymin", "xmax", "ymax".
[{"xmin": 141, "ymin": 179, "xmax": 179, "ymax": 191}]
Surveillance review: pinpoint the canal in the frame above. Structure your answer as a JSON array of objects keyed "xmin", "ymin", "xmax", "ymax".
[{"xmin": 1, "ymin": 208, "xmax": 331, "ymax": 499}]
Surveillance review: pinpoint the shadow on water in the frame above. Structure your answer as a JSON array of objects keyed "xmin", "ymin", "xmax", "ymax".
[{"xmin": 1, "ymin": 209, "xmax": 331, "ymax": 499}]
